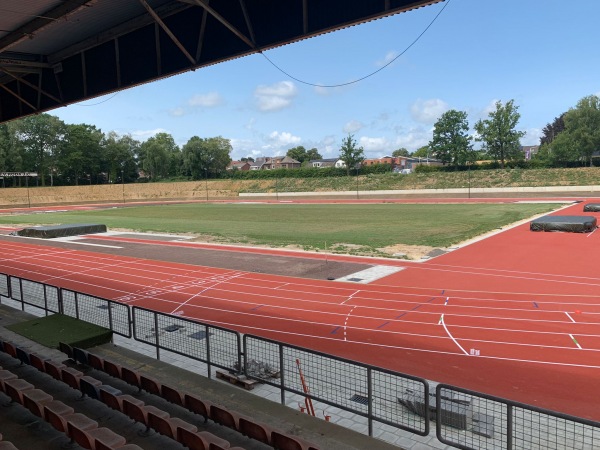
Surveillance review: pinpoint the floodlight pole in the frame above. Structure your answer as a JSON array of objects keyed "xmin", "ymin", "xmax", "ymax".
[
  {"xmin": 121, "ymin": 168, "xmax": 125, "ymax": 203},
  {"xmin": 468, "ymin": 163, "xmax": 471, "ymax": 199},
  {"xmin": 356, "ymin": 166, "xmax": 359, "ymax": 199},
  {"xmin": 205, "ymin": 168, "xmax": 209, "ymax": 202},
  {"xmin": 26, "ymin": 175, "xmax": 31, "ymax": 208}
]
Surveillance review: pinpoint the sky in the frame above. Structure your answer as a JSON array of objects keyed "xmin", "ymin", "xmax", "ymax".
[{"xmin": 52, "ymin": 0, "xmax": 600, "ymax": 161}]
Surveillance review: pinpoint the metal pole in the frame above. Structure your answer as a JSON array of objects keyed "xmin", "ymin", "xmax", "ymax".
[
  {"xmin": 26, "ymin": 176, "xmax": 31, "ymax": 208},
  {"xmin": 468, "ymin": 163, "xmax": 471, "ymax": 199},
  {"xmin": 205, "ymin": 169, "xmax": 208, "ymax": 202},
  {"xmin": 356, "ymin": 167, "xmax": 359, "ymax": 199},
  {"xmin": 121, "ymin": 169, "xmax": 125, "ymax": 203}
]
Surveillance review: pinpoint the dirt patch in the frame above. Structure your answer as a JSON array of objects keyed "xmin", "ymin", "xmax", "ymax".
[{"xmin": 378, "ymin": 243, "xmax": 442, "ymax": 260}]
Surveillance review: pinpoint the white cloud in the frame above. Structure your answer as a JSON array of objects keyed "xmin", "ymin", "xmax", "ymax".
[
  {"xmin": 266, "ymin": 130, "xmax": 301, "ymax": 147},
  {"xmin": 343, "ymin": 120, "xmax": 364, "ymax": 134},
  {"xmin": 376, "ymin": 50, "xmax": 399, "ymax": 67},
  {"xmin": 410, "ymin": 98, "xmax": 449, "ymax": 124},
  {"xmin": 522, "ymin": 128, "xmax": 542, "ymax": 146},
  {"xmin": 393, "ymin": 125, "xmax": 432, "ymax": 152},
  {"xmin": 169, "ymin": 107, "xmax": 185, "ymax": 117},
  {"xmin": 188, "ymin": 92, "xmax": 223, "ymax": 108},
  {"xmin": 359, "ymin": 136, "xmax": 390, "ymax": 153},
  {"xmin": 254, "ymin": 81, "xmax": 298, "ymax": 111},
  {"xmin": 129, "ymin": 128, "xmax": 169, "ymax": 141}
]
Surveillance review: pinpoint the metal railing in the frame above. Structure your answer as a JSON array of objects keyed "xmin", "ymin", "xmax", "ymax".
[{"xmin": 1, "ymin": 270, "xmax": 599, "ymax": 449}]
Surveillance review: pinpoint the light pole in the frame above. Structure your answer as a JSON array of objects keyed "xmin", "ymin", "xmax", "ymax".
[
  {"xmin": 355, "ymin": 165, "xmax": 360, "ymax": 199},
  {"xmin": 468, "ymin": 162, "xmax": 471, "ymax": 199},
  {"xmin": 121, "ymin": 167, "xmax": 125, "ymax": 203},
  {"xmin": 205, "ymin": 168, "xmax": 209, "ymax": 202}
]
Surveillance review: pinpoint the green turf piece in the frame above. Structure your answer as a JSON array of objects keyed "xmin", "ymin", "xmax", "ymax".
[{"xmin": 6, "ymin": 314, "xmax": 112, "ymax": 349}]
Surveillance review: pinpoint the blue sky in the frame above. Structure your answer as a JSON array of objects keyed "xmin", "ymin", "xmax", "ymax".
[{"xmin": 53, "ymin": 0, "xmax": 600, "ymax": 161}]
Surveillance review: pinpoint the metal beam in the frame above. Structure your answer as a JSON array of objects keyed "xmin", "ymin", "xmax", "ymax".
[
  {"xmin": 138, "ymin": 0, "xmax": 196, "ymax": 65},
  {"xmin": 0, "ymin": 83, "xmax": 37, "ymax": 112},
  {"xmin": 0, "ymin": 68, "xmax": 61, "ymax": 104},
  {"xmin": 0, "ymin": 0, "xmax": 97, "ymax": 53},
  {"xmin": 189, "ymin": 0, "xmax": 256, "ymax": 49}
]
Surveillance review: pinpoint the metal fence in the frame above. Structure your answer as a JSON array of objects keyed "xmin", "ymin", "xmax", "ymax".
[
  {"xmin": 132, "ymin": 306, "xmax": 241, "ymax": 378},
  {"xmin": 1, "ymin": 270, "xmax": 599, "ymax": 449}
]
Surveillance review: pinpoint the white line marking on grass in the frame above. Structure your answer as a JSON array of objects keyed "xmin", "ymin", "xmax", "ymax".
[
  {"xmin": 565, "ymin": 312, "xmax": 576, "ymax": 323},
  {"xmin": 569, "ymin": 334, "xmax": 582, "ymax": 349},
  {"xmin": 440, "ymin": 314, "xmax": 469, "ymax": 355}
]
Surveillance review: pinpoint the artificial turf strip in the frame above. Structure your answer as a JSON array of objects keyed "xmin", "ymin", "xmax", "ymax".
[
  {"xmin": 6, "ymin": 314, "xmax": 112, "ymax": 349},
  {"xmin": 0, "ymin": 203, "xmax": 561, "ymax": 249}
]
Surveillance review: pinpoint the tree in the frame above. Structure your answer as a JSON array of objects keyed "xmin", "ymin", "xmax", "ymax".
[
  {"xmin": 11, "ymin": 114, "xmax": 66, "ymax": 186},
  {"xmin": 429, "ymin": 110, "xmax": 473, "ymax": 168},
  {"xmin": 57, "ymin": 124, "xmax": 103, "ymax": 185},
  {"xmin": 182, "ymin": 136, "xmax": 232, "ymax": 179},
  {"xmin": 101, "ymin": 132, "xmax": 139, "ymax": 183},
  {"xmin": 540, "ymin": 114, "xmax": 566, "ymax": 146},
  {"xmin": 563, "ymin": 95, "xmax": 600, "ymax": 166},
  {"xmin": 338, "ymin": 134, "xmax": 365, "ymax": 175},
  {"xmin": 286, "ymin": 146, "xmax": 322, "ymax": 164},
  {"xmin": 412, "ymin": 146, "xmax": 429, "ymax": 158},
  {"xmin": 474, "ymin": 100, "xmax": 525, "ymax": 168},
  {"xmin": 392, "ymin": 148, "xmax": 410, "ymax": 157},
  {"xmin": 139, "ymin": 133, "xmax": 180, "ymax": 179}
]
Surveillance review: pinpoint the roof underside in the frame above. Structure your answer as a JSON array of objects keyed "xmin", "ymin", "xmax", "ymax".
[{"xmin": 0, "ymin": 0, "xmax": 442, "ymax": 124}]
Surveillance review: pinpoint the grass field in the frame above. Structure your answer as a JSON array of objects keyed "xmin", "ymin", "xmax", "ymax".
[{"xmin": 1, "ymin": 203, "xmax": 561, "ymax": 257}]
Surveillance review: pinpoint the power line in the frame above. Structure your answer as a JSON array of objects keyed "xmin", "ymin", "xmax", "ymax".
[{"xmin": 259, "ymin": 0, "xmax": 452, "ymax": 88}]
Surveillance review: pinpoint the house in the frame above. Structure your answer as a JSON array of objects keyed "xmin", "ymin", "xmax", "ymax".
[
  {"xmin": 227, "ymin": 161, "xmax": 251, "ymax": 171},
  {"xmin": 248, "ymin": 156, "xmax": 302, "ymax": 170},
  {"xmin": 521, "ymin": 145, "xmax": 539, "ymax": 160},
  {"xmin": 309, "ymin": 158, "xmax": 346, "ymax": 169}
]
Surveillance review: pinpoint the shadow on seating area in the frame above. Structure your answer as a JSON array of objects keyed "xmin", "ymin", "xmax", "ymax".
[{"xmin": 0, "ymin": 304, "xmax": 401, "ymax": 450}]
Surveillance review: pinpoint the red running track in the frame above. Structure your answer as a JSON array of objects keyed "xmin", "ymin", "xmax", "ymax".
[{"xmin": 0, "ymin": 200, "xmax": 599, "ymax": 421}]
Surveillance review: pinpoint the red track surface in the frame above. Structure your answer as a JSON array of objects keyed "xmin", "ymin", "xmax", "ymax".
[{"xmin": 1, "ymin": 199, "xmax": 599, "ymax": 421}]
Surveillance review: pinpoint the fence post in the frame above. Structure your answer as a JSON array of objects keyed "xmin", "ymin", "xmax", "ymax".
[
  {"xmin": 279, "ymin": 344, "xmax": 285, "ymax": 406},
  {"xmin": 367, "ymin": 367, "xmax": 373, "ymax": 437},
  {"xmin": 206, "ymin": 324, "xmax": 212, "ymax": 379},
  {"xmin": 507, "ymin": 404, "xmax": 513, "ymax": 450}
]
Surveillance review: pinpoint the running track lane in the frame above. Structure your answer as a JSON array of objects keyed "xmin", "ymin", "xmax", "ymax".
[{"xmin": 0, "ymin": 235, "xmax": 599, "ymax": 421}]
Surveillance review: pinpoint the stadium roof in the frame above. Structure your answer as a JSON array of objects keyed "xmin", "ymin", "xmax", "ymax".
[{"xmin": 0, "ymin": 0, "xmax": 442, "ymax": 124}]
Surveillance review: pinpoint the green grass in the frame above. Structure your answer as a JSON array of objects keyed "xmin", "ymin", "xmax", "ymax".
[{"xmin": 1, "ymin": 203, "xmax": 561, "ymax": 255}]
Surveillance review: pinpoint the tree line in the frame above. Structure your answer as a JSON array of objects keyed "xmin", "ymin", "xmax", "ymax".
[
  {"xmin": 1, "ymin": 93, "xmax": 598, "ymax": 187},
  {"xmin": 401, "ymin": 94, "xmax": 600, "ymax": 169}
]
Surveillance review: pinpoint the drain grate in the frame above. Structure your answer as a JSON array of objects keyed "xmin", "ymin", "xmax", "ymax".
[
  {"xmin": 348, "ymin": 278, "xmax": 364, "ymax": 282},
  {"xmin": 188, "ymin": 330, "xmax": 211, "ymax": 341},
  {"xmin": 164, "ymin": 324, "xmax": 184, "ymax": 332},
  {"xmin": 349, "ymin": 394, "xmax": 369, "ymax": 405}
]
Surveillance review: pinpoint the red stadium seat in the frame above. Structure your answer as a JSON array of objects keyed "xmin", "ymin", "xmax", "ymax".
[
  {"xmin": 87, "ymin": 352, "xmax": 105, "ymax": 371},
  {"xmin": 22, "ymin": 388, "xmax": 53, "ymax": 417},
  {"xmin": 238, "ymin": 416, "xmax": 273, "ymax": 445},
  {"xmin": 99, "ymin": 387, "xmax": 139, "ymax": 413},
  {"xmin": 140, "ymin": 374, "xmax": 161, "ymax": 396},
  {"xmin": 43, "ymin": 360, "xmax": 66, "ymax": 380},
  {"xmin": 271, "ymin": 431, "xmax": 317, "ymax": 450},
  {"xmin": 4, "ymin": 378, "xmax": 34, "ymax": 405},
  {"xmin": 67, "ymin": 423, "xmax": 126, "ymax": 450},
  {"xmin": 161, "ymin": 384, "xmax": 185, "ymax": 407},
  {"xmin": 209, "ymin": 404, "xmax": 241, "ymax": 431},
  {"xmin": 60, "ymin": 366, "xmax": 85, "ymax": 391},
  {"xmin": 103, "ymin": 359, "xmax": 122, "ymax": 379},
  {"xmin": 184, "ymin": 393, "xmax": 212, "ymax": 423},
  {"xmin": 28, "ymin": 353, "xmax": 49, "ymax": 372},
  {"xmin": 148, "ymin": 412, "xmax": 197, "ymax": 439},
  {"xmin": 0, "ymin": 369, "xmax": 18, "ymax": 392},
  {"xmin": 120, "ymin": 367, "xmax": 141, "ymax": 391}
]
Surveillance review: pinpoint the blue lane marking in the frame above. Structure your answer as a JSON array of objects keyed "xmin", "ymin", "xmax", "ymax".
[
  {"xmin": 331, "ymin": 326, "xmax": 341, "ymax": 334},
  {"xmin": 427, "ymin": 297, "xmax": 436, "ymax": 303},
  {"xmin": 533, "ymin": 302, "xmax": 539, "ymax": 308},
  {"xmin": 441, "ymin": 290, "xmax": 445, "ymax": 295},
  {"xmin": 251, "ymin": 305, "xmax": 263, "ymax": 311},
  {"xmin": 396, "ymin": 312, "xmax": 407, "ymax": 319},
  {"xmin": 377, "ymin": 321, "xmax": 390, "ymax": 329},
  {"xmin": 411, "ymin": 304, "xmax": 422, "ymax": 311}
]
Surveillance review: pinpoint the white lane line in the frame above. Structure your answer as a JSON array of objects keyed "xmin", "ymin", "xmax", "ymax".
[
  {"xmin": 343, "ymin": 305, "xmax": 359, "ymax": 342},
  {"xmin": 440, "ymin": 314, "xmax": 469, "ymax": 355},
  {"xmin": 565, "ymin": 312, "xmax": 575, "ymax": 323},
  {"xmin": 587, "ymin": 227, "xmax": 598, "ymax": 238},
  {"xmin": 569, "ymin": 334, "xmax": 582, "ymax": 349},
  {"xmin": 341, "ymin": 289, "xmax": 361, "ymax": 305}
]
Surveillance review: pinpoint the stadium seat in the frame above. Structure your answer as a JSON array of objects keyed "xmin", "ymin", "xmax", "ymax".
[
  {"xmin": 160, "ymin": 384, "xmax": 185, "ymax": 407},
  {"xmin": 42, "ymin": 399, "xmax": 74, "ymax": 427},
  {"xmin": 239, "ymin": 417, "xmax": 273, "ymax": 445},
  {"xmin": 72, "ymin": 347, "xmax": 89, "ymax": 366},
  {"xmin": 120, "ymin": 367, "xmax": 141, "ymax": 391},
  {"xmin": 28, "ymin": 353, "xmax": 49, "ymax": 372},
  {"xmin": 0, "ymin": 442, "xmax": 18, "ymax": 450},
  {"xmin": 210, "ymin": 404, "xmax": 241, "ymax": 431},
  {"xmin": 122, "ymin": 398, "xmax": 169, "ymax": 433},
  {"xmin": 67, "ymin": 423, "xmax": 126, "ymax": 450},
  {"xmin": 103, "ymin": 359, "xmax": 122, "ymax": 379},
  {"xmin": 58, "ymin": 342, "xmax": 74, "ymax": 360},
  {"xmin": 1, "ymin": 341, "xmax": 17, "ymax": 359},
  {"xmin": 15, "ymin": 347, "xmax": 30, "ymax": 365},
  {"xmin": 148, "ymin": 412, "xmax": 197, "ymax": 440},
  {"xmin": 60, "ymin": 366, "xmax": 85, "ymax": 391},
  {"xmin": 184, "ymin": 393, "xmax": 212, "ymax": 423},
  {"xmin": 3, "ymin": 378, "xmax": 34, "ymax": 405},
  {"xmin": 176, "ymin": 428, "xmax": 231, "ymax": 450},
  {"xmin": 22, "ymin": 388, "xmax": 53, "ymax": 417},
  {"xmin": 79, "ymin": 376, "xmax": 104, "ymax": 400},
  {"xmin": 0, "ymin": 369, "xmax": 18, "ymax": 392},
  {"xmin": 45, "ymin": 409, "xmax": 97, "ymax": 434},
  {"xmin": 87, "ymin": 352, "xmax": 105, "ymax": 371},
  {"xmin": 99, "ymin": 387, "xmax": 139, "ymax": 412},
  {"xmin": 140, "ymin": 374, "xmax": 161, "ymax": 396},
  {"xmin": 271, "ymin": 431, "xmax": 316, "ymax": 450},
  {"xmin": 43, "ymin": 360, "xmax": 67, "ymax": 380}
]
